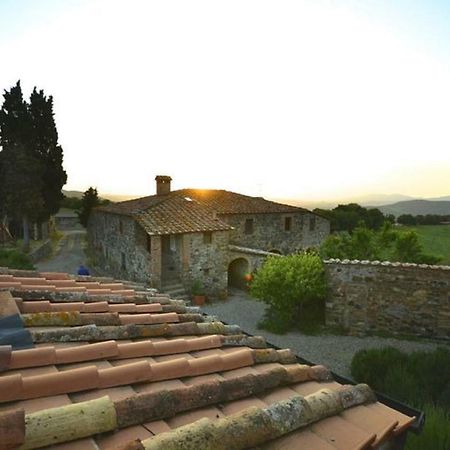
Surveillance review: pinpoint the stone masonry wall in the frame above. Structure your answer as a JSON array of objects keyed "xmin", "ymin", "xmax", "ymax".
[
  {"xmin": 222, "ymin": 212, "xmax": 329, "ymax": 255},
  {"xmin": 325, "ymin": 259, "xmax": 450, "ymax": 338},
  {"xmin": 88, "ymin": 212, "xmax": 151, "ymax": 284},
  {"xmin": 180, "ymin": 231, "xmax": 229, "ymax": 300}
]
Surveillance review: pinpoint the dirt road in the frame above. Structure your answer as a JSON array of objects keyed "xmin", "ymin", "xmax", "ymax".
[{"xmin": 35, "ymin": 230, "xmax": 88, "ymax": 275}]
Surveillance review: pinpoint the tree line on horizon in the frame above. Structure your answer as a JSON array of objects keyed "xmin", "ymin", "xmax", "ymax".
[
  {"xmin": 314, "ymin": 203, "xmax": 442, "ymax": 264},
  {"xmin": 0, "ymin": 81, "xmax": 67, "ymax": 250},
  {"xmin": 314, "ymin": 203, "xmax": 449, "ymax": 231}
]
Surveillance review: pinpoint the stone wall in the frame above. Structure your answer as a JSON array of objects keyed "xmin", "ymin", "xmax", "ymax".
[
  {"xmin": 325, "ymin": 259, "xmax": 450, "ymax": 338},
  {"xmin": 181, "ymin": 231, "xmax": 229, "ymax": 300},
  {"xmin": 88, "ymin": 212, "xmax": 151, "ymax": 284},
  {"xmin": 222, "ymin": 212, "xmax": 329, "ymax": 255},
  {"xmin": 228, "ymin": 245, "xmax": 281, "ymax": 273}
]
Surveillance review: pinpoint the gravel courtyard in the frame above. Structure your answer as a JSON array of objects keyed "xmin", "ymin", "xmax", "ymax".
[{"xmin": 203, "ymin": 289, "xmax": 445, "ymax": 378}]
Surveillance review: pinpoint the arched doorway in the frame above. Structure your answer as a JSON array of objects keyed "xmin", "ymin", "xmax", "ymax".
[{"xmin": 228, "ymin": 258, "xmax": 249, "ymax": 289}]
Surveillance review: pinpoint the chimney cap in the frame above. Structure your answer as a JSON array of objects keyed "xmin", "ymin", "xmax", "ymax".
[{"xmin": 155, "ymin": 175, "xmax": 172, "ymax": 182}]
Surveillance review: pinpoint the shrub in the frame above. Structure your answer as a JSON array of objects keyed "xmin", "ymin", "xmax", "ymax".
[
  {"xmin": 250, "ymin": 252, "xmax": 327, "ymax": 333},
  {"xmin": 0, "ymin": 248, "xmax": 35, "ymax": 270},
  {"xmin": 321, "ymin": 223, "xmax": 441, "ymax": 264},
  {"xmin": 350, "ymin": 347, "xmax": 407, "ymax": 390},
  {"xmin": 351, "ymin": 346, "xmax": 450, "ymax": 450},
  {"xmin": 351, "ymin": 346, "xmax": 450, "ymax": 409},
  {"xmin": 405, "ymin": 405, "xmax": 450, "ymax": 450}
]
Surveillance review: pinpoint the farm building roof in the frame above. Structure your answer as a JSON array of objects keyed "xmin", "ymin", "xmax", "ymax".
[{"xmin": 97, "ymin": 188, "xmax": 311, "ymax": 235}]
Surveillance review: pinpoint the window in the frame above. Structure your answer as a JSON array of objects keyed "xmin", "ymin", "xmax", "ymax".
[
  {"xmin": 119, "ymin": 220, "xmax": 123, "ymax": 234},
  {"xmin": 147, "ymin": 235, "xmax": 152, "ymax": 253},
  {"xmin": 121, "ymin": 252, "xmax": 126, "ymax": 270},
  {"xmin": 309, "ymin": 216, "xmax": 316, "ymax": 231},
  {"xmin": 244, "ymin": 218, "xmax": 254, "ymax": 235},
  {"xmin": 203, "ymin": 232, "xmax": 212, "ymax": 244},
  {"xmin": 169, "ymin": 235, "xmax": 176, "ymax": 252},
  {"xmin": 284, "ymin": 217, "xmax": 292, "ymax": 231}
]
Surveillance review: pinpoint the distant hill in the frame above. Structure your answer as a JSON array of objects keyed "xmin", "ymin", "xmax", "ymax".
[
  {"xmin": 62, "ymin": 190, "xmax": 83, "ymax": 199},
  {"xmin": 378, "ymin": 200, "xmax": 450, "ymax": 217},
  {"xmin": 279, "ymin": 193, "xmax": 415, "ymax": 210},
  {"xmin": 62, "ymin": 190, "xmax": 136, "ymax": 202}
]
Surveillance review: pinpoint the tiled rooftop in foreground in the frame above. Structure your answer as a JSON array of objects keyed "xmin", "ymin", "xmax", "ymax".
[{"xmin": 0, "ymin": 267, "xmax": 418, "ymax": 449}]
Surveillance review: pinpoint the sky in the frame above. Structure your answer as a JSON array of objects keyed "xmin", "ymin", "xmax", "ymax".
[{"xmin": 0, "ymin": 0, "xmax": 449, "ymax": 202}]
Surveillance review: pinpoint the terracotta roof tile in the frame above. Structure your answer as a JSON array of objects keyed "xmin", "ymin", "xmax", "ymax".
[
  {"xmin": 95, "ymin": 425, "xmax": 153, "ymax": 450},
  {"xmin": 0, "ymin": 268, "xmax": 418, "ymax": 449},
  {"xmin": 45, "ymin": 437, "xmax": 99, "ymax": 450},
  {"xmin": 311, "ymin": 415, "xmax": 376, "ymax": 449},
  {"xmin": 98, "ymin": 188, "xmax": 310, "ymax": 235},
  {"xmin": 136, "ymin": 195, "xmax": 233, "ymax": 235},
  {"xmin": 0, "ymin": 408, "xmax": 25, "ymax": 449},
  {"xmin": 101, "ymin": 188, "xmax": 306, "ymax": 217},
  {"xmin": 261, "ymin": 429, "xmax": 338, "ymax": 450},
  {"xmin": 0, "ymin": 345, "xmax": 12, "ymax": 371}
]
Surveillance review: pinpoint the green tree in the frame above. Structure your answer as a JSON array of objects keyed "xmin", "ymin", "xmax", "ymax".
[
  {"xmin": 316, "ymin": 203, "xmax": 389, "ymax": 233},
  {"xmin": 397, "ymin": 214, "xmax": 417, "ymax": 226},
  {"xmin": 0, "ymin": 81, "xmax": 44, "ymax": 250},
  {"xmin": 29, "ymin": 88, "xmax": 67, "ymax": 220},
  {"xmin": 320, "ymin": 225, "xmax": 380, "ymax": 260},
  {"xmin": 321, "ymin": 223, "xmax": 441, "ymax": 264},
  {"xmin": 78, "ymin": 187, "xmax": 100, "ymax": 227},
  {"xmin": 250, "ymin": 253, "xmax": 328, "ymax": 333}
]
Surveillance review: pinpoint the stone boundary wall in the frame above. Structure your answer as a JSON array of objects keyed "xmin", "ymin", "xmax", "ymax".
[{"xmin": 324, "ymin": 259, "xmax": 450, "ymax": 338}]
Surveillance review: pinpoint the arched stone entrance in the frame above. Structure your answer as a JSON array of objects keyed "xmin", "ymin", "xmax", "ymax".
[{"xmin": 228, "ymin": 258, "xmax": 249, "ymax": 289}]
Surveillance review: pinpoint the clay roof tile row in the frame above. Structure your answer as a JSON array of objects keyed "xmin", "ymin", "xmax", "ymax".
[{"xmin": 0, "ymin": 269, "xmax": 417, "ymax": 450}]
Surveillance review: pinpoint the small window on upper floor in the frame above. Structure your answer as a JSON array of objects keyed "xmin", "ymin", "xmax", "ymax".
[
  {"xmin": 169, "ymin": 235, "xmax": 177, "ymax": 252},
  {"xmin": 309, "ymin": 216, "xmax": 316, "ymax": 231},
  {"xmin": 244, "ymin": 218, "xmax": 254, "ymax": 235},
  {"xmin": 121, "ymin": 252, "xmax": 126, "ymax": 270},
  {"xmin": 119, "ymin": 220, "xmax": 123, "ymax": 234},
  {"xmin": 284, "ymin": 217, "xmax": 292, "ymax": 231},
  {"xmin": 203, "ymin": 232, "xmax": 213, "ymax": 244}
]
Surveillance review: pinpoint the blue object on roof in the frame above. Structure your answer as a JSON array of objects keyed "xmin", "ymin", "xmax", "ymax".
[{"xmin": 0, "ymin": 314, "xmax": 34, "ymax": 349}]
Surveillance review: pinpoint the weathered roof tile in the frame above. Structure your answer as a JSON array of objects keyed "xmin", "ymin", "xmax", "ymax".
[{"xmin": 0, "ymin": 268, "xmax": 417, "ymax": 449}]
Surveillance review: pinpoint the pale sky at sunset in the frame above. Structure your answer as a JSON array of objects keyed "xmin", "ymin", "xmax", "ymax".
[{"xmin": 0, "ymin": 0, "xmax": 449, "ymax": 202}]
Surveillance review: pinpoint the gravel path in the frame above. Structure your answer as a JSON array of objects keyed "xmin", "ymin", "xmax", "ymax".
[
  {"xmin": 35, "ymin": 230, "xmax": 88, "ymax": 275},
  {"xmin": 203, "ymin": 289, "xmax": 446, "ymax": 378}
]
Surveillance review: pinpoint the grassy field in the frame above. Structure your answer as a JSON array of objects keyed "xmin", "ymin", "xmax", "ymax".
[{"xmin": 402, "ymin": 225, "xmax": 450, "ymax": 265}]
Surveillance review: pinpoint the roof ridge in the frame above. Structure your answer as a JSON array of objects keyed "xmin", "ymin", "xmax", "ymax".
[{"xmin": 134, "ymin": 384, "xmax": 377, "ymax": 450}]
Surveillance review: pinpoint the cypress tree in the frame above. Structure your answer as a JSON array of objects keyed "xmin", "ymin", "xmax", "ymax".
[
  {"xmin": 0, "ymin": 81, "xmax": 44, "ymax": 251},
  {"xmin": 78, "ymin": 187, "xmax": 100, "ymax": 227},
  {"xmin": 29, "ymin": 88, "xmax": 67, "ymax": 221}
]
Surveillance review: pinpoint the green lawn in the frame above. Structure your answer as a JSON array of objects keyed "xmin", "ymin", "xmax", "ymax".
[{"xmin": 402, "ymin": 225, "xmax": 450, "ymax": 265}]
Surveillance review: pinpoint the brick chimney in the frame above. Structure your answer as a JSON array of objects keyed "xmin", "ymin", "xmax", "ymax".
[{"xmin": 155, "ymin": 175, "xmax": 172, "ymax": 195}]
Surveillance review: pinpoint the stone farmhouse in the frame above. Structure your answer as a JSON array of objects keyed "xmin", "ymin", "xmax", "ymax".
[{"xmin": 88, "ymin": 176, "xmax": 330, "ymax": 298}]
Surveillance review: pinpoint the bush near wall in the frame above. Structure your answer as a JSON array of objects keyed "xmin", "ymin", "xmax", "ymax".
[
  {"xmin": 320, "ymin": 222, "xmax": 441, "ymax": 264},
  {"xmin": 0, "ymin": 248, "xmax": 35, "ymax": 269},
  {"xmin": 250, "ymin": 252, "xmax": 328, "ymax": 333},
  {"xmin": 351, "ymin": 347, "xmax": 450, "ymax": 450}
]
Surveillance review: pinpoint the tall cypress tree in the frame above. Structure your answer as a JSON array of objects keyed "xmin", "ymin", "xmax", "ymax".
[
  {"xmin": 0, "ymin": 81, "xmax": 44, "ymax": 250},
  {"xmin": 78, "ymin": 187, "xmax": 100, "ymax": 227},
  {"xmin": 29, "ymin": 88, "xmax": 67, "ymax": 220}
]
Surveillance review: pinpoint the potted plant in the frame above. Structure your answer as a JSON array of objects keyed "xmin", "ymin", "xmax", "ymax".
[{"xmin": 191, "ymin": 279, "xmax": 206, "ymax": 306}]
